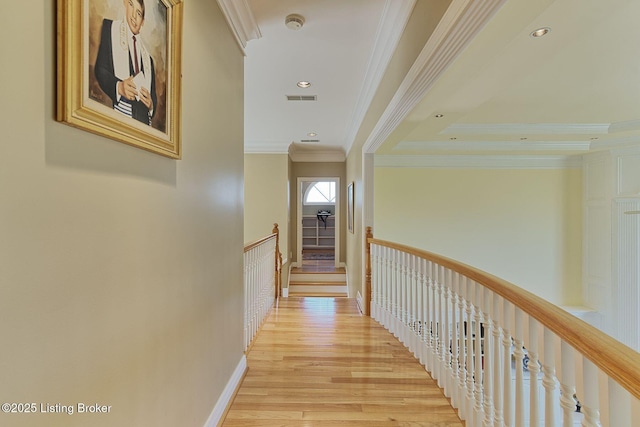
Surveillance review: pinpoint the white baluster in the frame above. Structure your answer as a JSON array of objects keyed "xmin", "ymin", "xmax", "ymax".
[
  {"xmin": 502, "ymin": 300, "xmax": 514, "ymax": 427},
  {"xmin": 464, "ymin": 279, "xmax": 476, "ymax": 425},
  {"xmin": 492, "ymin": 293, "xmax": 504, "ymax": 427},
  {"xmin": 432, "ymin": 264, "xmax": 441, "ymax": 384},
  {"xmin": 527, "ymin": 317, "xmax": 541, "ymax": 427},
  {"xmin": 376, "ymin": 245, "xmax": 383, "ymax": 320},
  {"xmin": 607, "ymin": 378, "xmax": 631, "ymax": 427},
  {"xmin": 406, "ymin": 254, "xmax": 413, "ymax": 352},
  {"xmin": 408, "ymin": 254, "xmax": 415, "ymax": 355},
  {"xmin": 514, "ymin": 309, "xmax": 526, "ymax": 427},
  {"xmin": 386, "ymin": 249, "xmax": 393, "ymax": 333},
  {"xmin": 385, "ymin": 247, "xmax": 392, "ymax": 328},
  {"xmin": 416, "ymin": 256, "xmax": 424, "ymax": 365},
  {"xmin": 473, "ymin": 283, "xmax": 485, "ymax": 427},
  {"xmin": 426, "ymin": 261, "xmax": 435, "ymax": 372},
  {"xmin": 398, "ymin": 251, "xmax": 405, "ymax": 342},
  {"xmin": 482, "ymin": 288, "xmax": 494, "ymax": 427},
  {"xmin": 542, "ymin": 328, "xmax": 558, "ymax": 427},
  {"xmin": 581, "ymin": 358, "xmax": 602, "ymax": 427},
  {"xmin": 370, "ymin": 245, "xmax": 377, "ymax": 320},
  {"xmin": 420, "ymin": 258, "xmax": 428, "ymax": 368},
  {"xmin": 559, "ymin": 341, "xmax": 577, "ymax": 427},
  {"xmin": 443, "ymin": 268, "xmax": 452, "ymax": 398},
  {"xmin": 393, "ymin": 249, "xmax": 398, "ymax": 329},
  {"xmin": 395, "ymin": 249, "xmax": 402, "ymax": 337},
  {"xmin": 456, "ymin": 274, "xmax": 468, "ymax": 419},
  {"xmin": 437, "ymin": 265, "xmax": 446, "ymax": 388},
  {"xmin": 451, "ymin": 272, "xmax": 461, "ymax": 410},
  {"xmin": 631, "ymin": 396, "xmax": 640, "ymax": 427},
  {"xmin": 410, "ymin": 254, "xmax": 417, "ymax": 354}
]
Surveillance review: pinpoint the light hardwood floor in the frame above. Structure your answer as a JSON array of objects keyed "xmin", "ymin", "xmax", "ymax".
[{"xmin": 222, "ymin": 297, "xmax": 463, "ymax": 426}]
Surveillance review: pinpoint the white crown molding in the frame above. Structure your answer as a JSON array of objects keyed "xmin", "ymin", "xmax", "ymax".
[
  {"xmin": 344, "ymin": 0, "xmax": 417, "ymax": 156},
  {"xmin": 396, "ymin": 140, "xmax": 591, "ymax": 152},
  {"xmin": 442, "ymin": 123, "xmax": 610, "ymax": 135},
  {"xmin": 217, "ymin": 0, "xmax": 262, "ymax": 55},
  {"xmin": 289, "ymin": 150, "xmax": 346, "ymax": 163},
  {"xmin": 590, "ymin": 136, "xmax": 640, "ymax": 151},
  {"xmin": 363, "ymin": 0, "xmax": 507, "ymax": 154},
  {"xmin": 375, "ymin": 154, "xmax": 583, "ymax": 169},
  {"xmin": 608, "ymin": 119, "xmax": 640, "ymax": 134},
  {"xmin": 244, "ymin": 140, "xmax": 290, "ymax": 154}
]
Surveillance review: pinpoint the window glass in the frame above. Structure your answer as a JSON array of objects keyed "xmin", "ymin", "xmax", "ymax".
[{"xmin": 305, "ymin": 181, "xmax": 336, "ymax": 204}]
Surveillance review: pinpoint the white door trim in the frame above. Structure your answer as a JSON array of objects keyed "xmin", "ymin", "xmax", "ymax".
[{"xmin": 297, "ymin": 177, "xmax": 340, "ymax": 268}]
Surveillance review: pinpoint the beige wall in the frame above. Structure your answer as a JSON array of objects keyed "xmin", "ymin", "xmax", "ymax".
[
  {"xmin": 0, "ymin": 2, "xmax": 244, "ymax": 426},
  {"xmin": 374, "ymin": 167, "xmax": 583, "ymax": 305},
  {"xmin": 244, "ymin": 154, "xmax": 290, "ymax": 288},
  {"xmin": 244, "ymin": 154, "xmax": 289, "ymax": 254},
  {"xmin": 290, "ymin": 162, "xmax": 346, "ymax": 263}
]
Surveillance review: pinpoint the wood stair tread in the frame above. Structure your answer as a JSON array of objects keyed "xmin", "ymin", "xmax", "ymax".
[
  {"xmin": 288, "ymin": 292, "xmax": 347, "ymax": 297},
  {"xmin": 289, "ymin": 281, "xmax": 347, "ymax": 286}
]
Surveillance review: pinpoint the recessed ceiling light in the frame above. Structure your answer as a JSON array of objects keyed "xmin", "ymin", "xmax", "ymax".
[
  {"xmin": 435, "ymin": 114, "xmax": 444, "ymax": 118},
  {"xmin": 530, "ymin": 27, "xmax": 551, "ymax": 38},
  {"xmin": 307, "ymin": 132, "xmax": 317, "ymax": 137},
  {"xmin": 297, "ymin": 81, "xmax": 311, "ymax": 88}
]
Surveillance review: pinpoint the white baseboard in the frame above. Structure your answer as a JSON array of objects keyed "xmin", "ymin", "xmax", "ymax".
[{"xmin": 203, "ymin": 355, "xmax": 247, "ymax": 427}]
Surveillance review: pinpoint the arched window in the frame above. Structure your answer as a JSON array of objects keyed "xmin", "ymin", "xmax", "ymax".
[{"xmin": 304, "ymin": 181, "xmax": 336, "ymax": 205}]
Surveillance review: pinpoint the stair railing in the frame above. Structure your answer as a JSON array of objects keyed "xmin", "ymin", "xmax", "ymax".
[
  {"xmin": 366, "ymin": 227, "xmax": 640, "ymax": 427},
  {"xmin": 243, "ymin": 224, "xmax": 281, "ymax": 351}
]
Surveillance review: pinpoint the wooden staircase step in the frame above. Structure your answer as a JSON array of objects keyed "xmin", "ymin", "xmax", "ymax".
[
  {"xmin": 289, "ymin": 281, "xmax": 347, "ymax": 286},
  {"xmin": 288, "ymin": 292, "xmax": 348, "ymax": 297}
]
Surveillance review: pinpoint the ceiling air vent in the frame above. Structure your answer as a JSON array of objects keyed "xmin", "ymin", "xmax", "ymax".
[
  {"xmin": 300, "ymin": 139, "xmax": 320, "ymax": 143},
  {"xmin": 286, "ymin": 95, "xmax": 317, "ymax": 101}
]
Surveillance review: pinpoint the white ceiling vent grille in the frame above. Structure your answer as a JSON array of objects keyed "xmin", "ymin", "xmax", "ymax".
[
  {"xmin": 286, "ymin": 95, "xmax": 317, "ymax": 101},
  {"xmin": 300, "ymin": 139, "xmax": 320, "ymax": 143}
]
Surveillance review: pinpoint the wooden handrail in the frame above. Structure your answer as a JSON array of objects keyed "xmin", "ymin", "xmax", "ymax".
[
  {"xmin": 244, "ymin": 232, "xmax": 277, "ymax": 253},
  {"xmin": 368, "ymin": 236, "xmax": 640, "ymax": 401}
]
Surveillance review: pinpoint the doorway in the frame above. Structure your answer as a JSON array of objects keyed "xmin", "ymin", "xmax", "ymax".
[{"xmin": 297, "ymin": 177, "xmax": 340, "ymax": 269}]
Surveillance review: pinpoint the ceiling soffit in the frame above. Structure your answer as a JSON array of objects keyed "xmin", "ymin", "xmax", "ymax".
[{"xmin": 363, "ymin": 0, "xmax": 507, "ymax": 154}]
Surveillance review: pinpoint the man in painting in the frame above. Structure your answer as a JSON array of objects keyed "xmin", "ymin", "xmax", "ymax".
[{"xmin": 95, "ymin": 0, "xmax": 157, "ymax": 125}]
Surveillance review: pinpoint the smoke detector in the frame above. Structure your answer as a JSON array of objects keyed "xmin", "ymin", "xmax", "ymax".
[{"xmin": 285, "ymin": 14, "xmax": 305, "ymax": 30}]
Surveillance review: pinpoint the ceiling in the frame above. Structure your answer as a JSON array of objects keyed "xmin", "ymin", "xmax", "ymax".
[{"xmin": 220, "ymin": 0, "xmax": 640, "ymax": 163}]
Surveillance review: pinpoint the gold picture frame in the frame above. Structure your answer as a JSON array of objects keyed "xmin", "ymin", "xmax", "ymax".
[{"xmin": 57, "ymin": 0, "xmax": 183, "ymax": 159}]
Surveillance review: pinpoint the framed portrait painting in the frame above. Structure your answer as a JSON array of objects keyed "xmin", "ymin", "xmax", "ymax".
[
  {"xmin": 57, "ymin": 0, "xmax": 183, "ymax": 159},
  {"xmin": 347, "ymin": 182, "xmax": 354, "ymax": 234}
]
